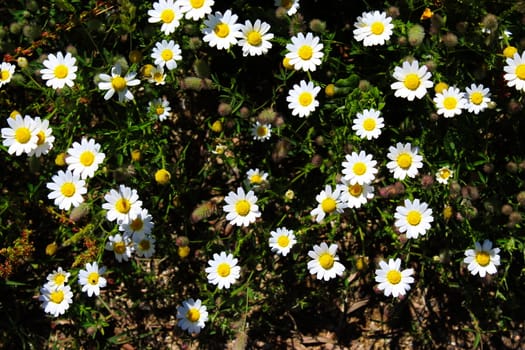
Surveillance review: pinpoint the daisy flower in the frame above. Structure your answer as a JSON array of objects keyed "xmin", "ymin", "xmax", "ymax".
[
  {"xmin": 465, "ymin": 83, "xmax": 491, "ymax": 114},
  {"xmin": 375, "ymin": 258, "xmax": 414, "ymax": 298},
  {"xmin": 205, "ymin": 251, "xmax": 241, "ymax": 289},
  {"xmin": 44, "ymin": 267, "xmax": 70, "ymax": 290},
  {"xmin": 102, "ymin": 184, "xmax": 143, "ymax": 224},
  {"xmin": 307, "ymin": 242, "xmax": 345, "ymax": 281},
  {"xmin": 39, "ymin": 285, "xmax": 73, "ymax": 317},
  {"xmin": 433, "ymin": 86, "xmax": 467, "ymax": 118},
  {"xmin": 28, "ymin": 116, "xmax": 55, "ymax": 157},
  {"xmin": 78, "ymin": 261, "xmax": 107, "ymax": 297},
  {"xmin": 386, "ymin": 142, "xmax": 424, "ymax": 180},
  {"xmin": 1, "ymin": 114, "xmax": 38, "ymax": 156},
  {"xmin": 41, "ymin": 52, "xmax": 77, "ymax": 89},
  {"xmin": 286, "ymin": 80, "xmax": 321, "ymax": 117},
  {"xmin": 147, "ymin": 65, "xmax": 166, "ymax": 85},
  {"xmin": 238, "ymin": 19, "xmax": 274, "ymax": 56},
  {"xmin": 435, "ymin": 166, "xmax": 454, "ymax": 184},
  {"xmin": 149, "ymin": 97, "xmax": 171, "ymax": 121},
  {"xmin": 119, "ymin": 208, "xmax": 154, "ymax": 238},
  {"xmin": 147, "ymin": 0, "xmax": 182, "ymax": 35},
  {"xmin": 352, "ymin": 109, "xmax": 384, "ymax": 140},
  {"xmin": 202, "ymin": 10, "xmax": 243, "ymax": 50},
  {"xmin": 341, "ymin": 151, "xmax": 378, "ymax": 185},
  {"xmin": 105, "ymin": 233, "xmax": 134, "ymax": 262},
  {"xmin": 151, "ymin": 39, "xmax": 182, "ymax": 70},
  {"xmin": 223, "ymin": 187, "xmax": 261, "ymax": 227},
  {"xmin": 0, "ymin": 62, "xmax": 15, "ymax": 88},
  {"xmin": 310, "ymin": 185, "xmax": 346, "ymax": 223},
  {"xmin": 285, "ymin": 32, "xmax": 324, "ymax": 72},
  {"xmin": 394, "ymin": 198, "xmax": 433, "ymax": 239},
  {"xmin": 176, "ymin": 298, "xmax": 209, "ymax": 334},
  {"xmin": 353, "ymin": 11, "xmax": 394, "ymax": 46},
  {"xmin": 337, "ymin": 178, "xmax": 374, "ymax": 209},
  {"xmin": 503, "ymin": 51, "xmax": 525, "ymax": 91},
  {"xmin": 133, "ymin": 232, "xmax": 156, "ymax": 258},
  {"xmin": 269, "ymin": 227, "xmax": 297, "ymax": 256},
  {"xmin": 275, "ymin": 0, "xmax": 300, "ymax": 15},
  {"xmin": 179, "ymin": 0, "xmax": 214, "ymax": 21},
  {"xmin": 46, "ymin": 170, "xmax": 87, "ymax": 211},
  {"xmin": 463, "ymin": 239, "xmax": 501, "ymax": 277},
  {"xmin": 98, "ymin": 64, "xmax": 140, "ymax": 102},
  {"xmin": 65, "ymin": 137, "xmax": 106, "ymax": 179},
  {"xmin": 391, "ymin": 60, "xmax": 433, "ymax": 101},
  {"xmin": 251, "ymin": 121, "xmax": 272, "ymax": 141},
  {"xmin": 246, "ymin": 168, "xmax": 268, "ymax": 187}
]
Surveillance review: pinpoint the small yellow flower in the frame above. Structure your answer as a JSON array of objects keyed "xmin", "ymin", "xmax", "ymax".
[
  {"xmin": 355, "ymin": 256, "xmax": 368, "ymax": 271},
  {"xmin": 282, "ymin": 56, "xmax": 294, "ymax": 70},
  {"xmin": 420, "ymin": 8, "xmax": 433, "ymax": 20},
  {"xmin": 155, "ymin": 169, "xmax": 171, "ymax": 185},
  {"xmin": 178, "ymin": 245, "xmax": 191, "ymax": 258},
  {"xmin": 210, "ymin": 120, "xmax": 223, "ymax": 133},
  {"xmin": 285, "ymin": 189, "xmax": 295, "ymax": 201},
  {"xmin": 55, "ymin": 152, "xmax": 67, "ymax": 166},
  {"xmin": 10, "ymin": 110, "xmax": 21, "ymax": 119},
  {"xmin": 140, "ymin": 64, "xmax": 155, "ymax": 78},
  {"xmin": 503, "ymin": 46, "xmax": 518, "ymax": 58},
  {"xmin": 131, "ymin": 149, "xmax": 141, "ymax": 162},
  {"xmin": 434, "ymin": 82, "xmax": 449, "ymax": 94},
  {"xmin": 443, "ymin": 205, "xmax": 453, "ymax": 221},
  {"xmin": 325, "ymin": 83, "xmax": 336, "ymax": 97},
  {"xmin": 45, "ymin": 242, "xmax": 58, "ymax": 256}
]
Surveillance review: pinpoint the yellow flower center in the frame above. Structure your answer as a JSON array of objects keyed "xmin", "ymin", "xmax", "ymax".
[
  {"xmin": 153, "ymin": 72, "xmax": 165, "ymax": 83},
  {"xmin": 54, "ymin": 64, "xmax": 69, "ymax": 79},
  {"xmin": 190, "ymin": 0, "xmax": 204, "ymax": 8},
  {"xmin": 115, "ymin": 198, "xmax": 131, "ymax": 214},
  {"xmin": 113, "ymin": 240, "xmax": 127, "ymax": 255},
  {"xmin": 386, "ymin": 270, "xmax": 402, "ymax": 284},
  {"xmin": 438, "ymin": 168, "xmax": 451, "ymax": 180},
  {"xmin": 129, "ymin": 218, "xmax": 144, "ymax": 231},
  {"xmin": 111, "ymin": 76, "xmax": 127, "ymax": 92},
  {"xmin": 256, "ymin": 125, "xmax": 268, "ymax": 137},
  {"xmin": 53, "ymin": 273, "xmax": 66, "ymax": 286},
  {"xmin": 247, "ymin": 31, "xmax": 262, "ymax": 46},
  {"xmin": 298, "ymin": 45, "xmax": 313, "ymax": 60},
  {"xmin": 404, "ymin": 73, "xmax": 421, "ymax": 90},
  {"xmin": 321, "ymin": 197, "xmax": 336, "ymax": 213},
  {"xmin": 36, "ymin": 130, "xmax": 46, "ymax": 145},
  {"xmin": 515, "ymin": 64, "xmax": 525, "ymax": 80},
  {"xmin": 235, "ymin": 199, "xmax": 251, "ymax": 216},
  {"xmin": 217, "ymin": 262, "xmax": 231, "ymax": 277},
  {"xmin": 214, "ymin": 23, "xmax": 230, "ymax": 38},
  {"xmin": 277, "ymin": 235, "xmax": 290, "ymax": 248},
  {"xmin": 298, "ymin": 92, "xmax": 313, "ymax": 106},
  {"xmin": 160, "ymin": 9, "xmax": 175, "ymax": 23},
  {"xmin": 15, "ymin": 127, "xmax": 31, "ymax": 144},
  {"xmin": 475, "ymin": 251, "xmax": 490, "ymax": 266},
  {"xmin": 318, "ymin": 252, "xmax": 334, "ymax": 269},
  {"xmin": 282, "ymin": 57, "xmax": 294, "ymax": 70},
  {"xmin": 161, "ymin": 49, "xmax": 173, "ymax": 61},
  {"xmin": 406, "ymin": 210, "xmax": 422, "ymax": 226},
  {"xmin": 79, "ymin": 151, "xmax": 95, "ymax": 166},
  {"xmin": 352, "ymin": 161, "xmax": 367, "ymax": 176},
  {"xmin": 371, "ymin": 21, "xmax": 385, "ymax": 35},
  {"xmin": 443, "ymin": 96, "xmax": 458, "ymax": 110},
  {"xmin": 250, "ymin": 174, "xmax": 263, "ymax": 184},
  {"xmin": 396, "ymin": 153, "xmax": 412, "ymax": 169},
  {"xmin": 156, "ymin": 106, "xmax": 165, "ymax": 116},
  {"xmin": 138, "ymin": 239, "xmax": 150, "ymax": 251},
  {"xmin": 363, "ymin": 118, "xmax": 376, "ymax": 131},
  {"xmin": 87, "ymin": 271, "xmax": 99, "ymax": 285},
  {"xmin": 60, "ymin": 182, "xmax": 76, "ymax": 197},
  {"xmin": 349, "ymin": 184, "xmax": 363, "ymax": 197},
  {"xmin": 469, "ymin": 92, "xmax": 483, "ymax": 105},
  {"xmin": 0, "ymin": 69, "xmax": 10, "ymax": 81},
  {"xmin": 50, "ymin": 289, "xmax": 65, "ymax": 304},
  {"xmin": 186, "ymin": 308, "xmax": 201, "ymax": 322}
]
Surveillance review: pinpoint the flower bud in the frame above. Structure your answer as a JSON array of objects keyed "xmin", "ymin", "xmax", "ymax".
[
  {"xmin": 155, "ymin": 169, "xmax": 171, "ymax": 185},
  {"xmin": 408, "ymin": 24, "xmax": 425, "ymax": 46}
]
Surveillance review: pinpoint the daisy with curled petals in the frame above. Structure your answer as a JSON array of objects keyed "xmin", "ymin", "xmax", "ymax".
[
  {"xmin": 337, "ymin": 178, "xmax": 374, "ymax": 209},
  {"xmin": 352, "ymin": 108, "xmax": 384, "ymax": 140},
  {"xmin": 119, "ymin": 208, "xmax": 154, "ymax": 238},
  {"xmin": 391, "ymin": 60, "xmax": 433, "ymax": 101},
  {"xmin": 275, "ymin": 0, "xmax": 300, "ymax": 16},
  {"xmin": 78, "ymin": 261, "xmax": 107, "ymax": 297},
  {"xmin": 246, "ymin": 168, "xmax": 268, "ymax": 187},
  {"xmin": 433, "ymin": 86, "xmax": 467, "ymax": 118},
  {"xmin": 147, "ymin": 0, "xmax": 182, "ymax": 35},
  {"xmin": 41, "ymin": 52, "xmax": 77, "ymax": 89},
  {"xmin": 465, "ymin": 83, "xmax": 491, "ymax": 114},
  {"xmin": 463, "ymin": 239, "xmax": 500, "ymax": 278},
  {"xmin": 44, "ymin": 267, "xmax": 70, "ymax": 290},
  {"xmin": 39, "ymin": 285, "xmax": 73, "ymax": 317},
  {"xmin": 252, "ymin": 121, "xmax": 272, "ymax": 141},
  {"xmin": 0, "ymin": 62, "xmax": 15, "ymax": 88},
  {"xmin": 341, "ymin": 151, "xmax": 378, "ymax": 185},
  {"xmin": 202, "ymin": 10, "xmax": 243, "ymax": 50},
  {"xmin": 353, "ymin": 11, "xmax": 394, "ymax": 46},
  {"xmin": 105, "ymin": 233, "xmax": 134, "ymax": 262},
  {"xmin": 177, "ymin": 298, "xmax": 209, "ymax": 334},
  {"xmin": 223, "ymin": 187, "xmax": 261, "ymax": 227},
  {"xmin": 1, "ymin": 114, "xmax": 38, "ymax": 156},
  {"xmin": 179, "ymin": 0, "xmax": 214, "ymax": 21},
  {"xmin": 149, "ymin": 97, "xmax": 171, "ymax": 121},
  {"xmin": 375, "ymin": 258, "xmax": 414, "ymax": 298},
  {"xmin": 435, "ymin": 166, "xmax": 453, "ymax": 184},
  {"xmin": 310, "ymin": 185, "xmax": 346, "ymax": 223},
  {"xmin": 394, "ymin": 198, "xmax": 433, "ymax": 239},
  {"xmin": 286, "ymin": 80, "xmax": 321, "ymax": 117},
  {"xmin": 98, "ymin": 64, "xmax": 140, "ymax": 102},
  {"xmin": 147, "ymin": 65, "xmax": 166, "ymax": 85},
  {"xmin": 307, "ymin": 242, "xmax": 345, "ymax": 281},
  {"xmin": 285, "ymin": 32, "xmax": 324, "ymax": 72},
  {"xmin": 28, "ymin": 116, "xmax": 54, "ymax": 157},
  {"xmin": 205, "ymin": 251, "xmax": 241, "ymax": 289},
  {"xmin": 102, "ymin": 184, "xmax": 143, "ymax": 225},
  {"xmin": 151, "ymin": 40, "xmax": 182, "ymax": 70},
  {"xmin": 47, "ymin": 170, "xmax": 87, "ymax": 211},
  {"xmin": 239, "ymin": 19, "xmax": 274, "ymax": 57},
  {"xmin": 269, "ymin": 227, "xmax": 296, "ymax": 256},
  {"xmin": 386, "ymin": 142, "xmax": 423, "ymax": 180},
  {"xmin": 65, "ymin": 137, "xmax": 105, "ymax": 179},
  {"xmin": 504, "ymin": 51, "xmax": 525, "ymax": 91},
  {"xmin": 133, "ymin": 233, "xmax": 156, "ymax": 258}
]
